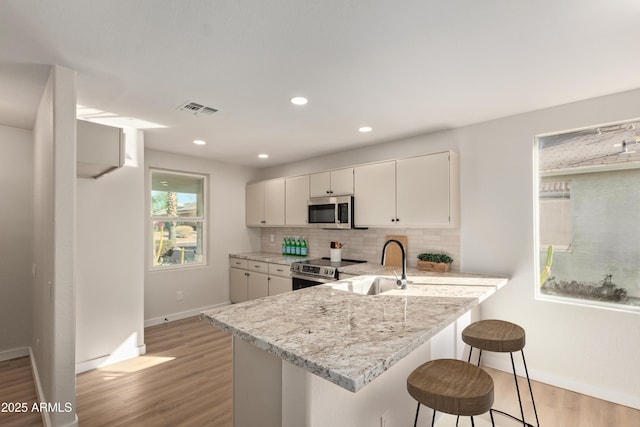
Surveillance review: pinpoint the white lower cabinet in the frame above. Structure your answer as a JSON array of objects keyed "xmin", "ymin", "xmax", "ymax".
[
  {"xmin": 248, "ymin": 271, "xmax": 269, "ymax": 300},
  {"xmin": 268, "ymin": 263, "xmax": 292, "ymax": 296},
  {"xmin": 230, "ymin": 267, "xmax": 249, "ymax": 303},
  {"xmin": 230, "ymin": 257, "xmax": 292, "ymax": 302}
]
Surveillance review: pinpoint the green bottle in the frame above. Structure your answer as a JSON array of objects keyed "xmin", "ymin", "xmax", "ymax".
[
  {"xmin": 285, "ymin": 237, "xmax": 291, "ymax": 255},
  {"xmin": 301, "ymin": 237, "xmax": 308, "ymax": 257},
  {"xmin": 282, "ymin": 237, "xmax": 286, "ymax": 255}
]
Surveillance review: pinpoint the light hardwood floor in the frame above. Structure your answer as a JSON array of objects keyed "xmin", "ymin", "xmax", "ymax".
[
  {"xmin": 0, "ymin": 356, "xmax": 42, "ymax": 427},
  {"xmin": 76, "ymin": 316, "xmax": 232, "ymax": 426},
  {"xmin": 2, "ymin": 316, "xmax": 639, "ymax": 426}
]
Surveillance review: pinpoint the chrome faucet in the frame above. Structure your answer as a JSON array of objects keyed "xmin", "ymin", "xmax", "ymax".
[{"xmin": 381, "ymin": 239, "xmax": 408, "ymax": 289}]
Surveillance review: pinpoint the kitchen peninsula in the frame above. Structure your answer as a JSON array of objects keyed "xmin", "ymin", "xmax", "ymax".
[{"xmin": 203, "ymin": 271, "xmax": 507, "ymax": 427}]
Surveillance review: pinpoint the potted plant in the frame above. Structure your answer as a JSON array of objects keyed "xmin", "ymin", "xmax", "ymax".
[{"xmin": 417, "ymin": 253, "xmax": 454, "ymax": 272}]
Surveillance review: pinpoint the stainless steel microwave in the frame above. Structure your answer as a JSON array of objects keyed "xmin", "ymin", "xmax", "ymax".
[{"xmin": 308, "ymin": 196, "xmax": 353, "ymax": 229}]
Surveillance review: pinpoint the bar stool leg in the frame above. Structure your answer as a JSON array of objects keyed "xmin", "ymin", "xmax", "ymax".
[
  {"xmin": 431, "ymin": 408, "xmax": 436, "ymax": 427},
  {"xmin": 487, "ymin": 350, "xmax": 540, "ymax": 427},
  {"xmin": 521, "ymin": 350, "xmax": 541, "ymax": 427},
  {"xmin": 510, "ymin": 351, "xmax": 527, "ymax": 426},
  {"xmin": 413, "ymin": 402, "xmax": 420, "ymax": 427}
]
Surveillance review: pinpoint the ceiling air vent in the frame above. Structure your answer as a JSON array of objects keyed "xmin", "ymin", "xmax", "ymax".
[{"xmin": 177, "ymin": 101, "xmax": 218, "ymax": 116}]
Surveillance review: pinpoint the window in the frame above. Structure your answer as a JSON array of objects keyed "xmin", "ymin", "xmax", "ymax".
[
  {"xmin": 536, "ymin": 119, "xmax": 640, "ymax": 310},
  {"xmin": 539, "ymin": 180, "xmax": 572, "ymax": 251},
  {"xmin": 150, "ymin": 170, "xmax": 206, "ymax": 268}
]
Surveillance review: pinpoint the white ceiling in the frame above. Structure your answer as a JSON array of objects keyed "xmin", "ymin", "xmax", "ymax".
[{"xmin": 1, "ymin": 0, "xmax": 639, "ymax": 168}]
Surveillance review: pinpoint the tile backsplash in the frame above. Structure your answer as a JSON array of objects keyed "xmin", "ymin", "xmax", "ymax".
[{"xmin": 260, "ymin": 227, "xmax": 461, "ymax": 271}]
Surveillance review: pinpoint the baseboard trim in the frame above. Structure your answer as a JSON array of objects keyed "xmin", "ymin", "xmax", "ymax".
[
  {"xmin": 144, "ymin": 302, "xmax": 231, "ymax": 327},
  {"xmin": 0, "ymin": 346, "xmax": 29, "ymax": 362},
  {"xmin": 75, "ymin": 344, "xmax": 147, "ymax": 374},
  {"xmin": 29, "ymin": 347, "xmax": 53, "ymax": 427},
  {"xmin": 482, "ymin": 353, "xmax": 640, "ymax": 410}
]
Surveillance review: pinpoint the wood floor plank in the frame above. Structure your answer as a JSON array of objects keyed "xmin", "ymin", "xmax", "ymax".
[
  {"xmin": 76, "ymin": 316, "xmax": 232, "ymax": 427},
  {"xmin": 0, "ymin": 357, "xmax": 43, "ymax": 427},
  {"xmin": 3, "ymin": 316, "xmax": 639, "ymax": 426}
]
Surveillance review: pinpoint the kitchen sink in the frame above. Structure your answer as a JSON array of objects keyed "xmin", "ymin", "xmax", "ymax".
[{"xmin": 331, "ymin": 276, "xmax": 399, "ymax": 295}]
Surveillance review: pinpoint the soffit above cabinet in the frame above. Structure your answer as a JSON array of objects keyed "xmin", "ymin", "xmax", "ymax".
[{"xmin": 76, "ymin": 120, "xmax": 124, "ymax": 179}]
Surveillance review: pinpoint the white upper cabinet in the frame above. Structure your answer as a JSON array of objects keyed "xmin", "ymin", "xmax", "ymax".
[
  {"xmin": 245, "ymin": 151, "xmax": 458, "ymax": 228},
  {"xmin": 396, "ymin": 152, "xmax": 458, "ymax": 227},
  {"xmin": 285, "ymin": 175, "xmax": 310, "ymax": 226},
  {"xmin": 309, "ymin": 167, "xmax": 354, "ymax": 198},
  {"xmin": 246, "ymin": 181, "xmax": 265, "ymax": 226},
  {"xmin": 353, "ymin": 161, "xmax": 396, "ymax": 226},
  {"xmin": 77, "ymin": 120, "xmax": 124, "ymax": 179},
  {"xmin": 353, "ymin": 152, "xmax": 459, "ymax": 228},
  {"xmin": 309, "ymin": 171, "xmax": 330, "ymax": 198},
  {"xmin": 246, "ymin": 179, "xmax": 285, "ymax": 227},
  {"xmin": 329, "ymin": 167, "xmax": 354, "ymax": 196}
]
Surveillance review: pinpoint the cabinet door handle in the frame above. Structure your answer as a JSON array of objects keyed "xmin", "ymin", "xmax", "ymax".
[
  {"xmin": 396, "ymin": 218, "xmax": 400, "ymax": 222},
  {"xmin": 244, "ymin": 272, "xmax": 250, "ymax": 276},
  {"xmin": 391, "ymin": 218, "xmax": 396, "ymax": 222},
  {"xmin": 260, "ymin": 220, "xmax": 266, "ymax": 224}
]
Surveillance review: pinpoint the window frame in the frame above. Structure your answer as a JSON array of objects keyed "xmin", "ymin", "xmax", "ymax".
[
  {"xmin": 534, "ymin": 119, "xmax": 640, "ymax": 313},
  {"xmin": 149, "ymin": 168, "xmax": 208, "ymax": 271}
]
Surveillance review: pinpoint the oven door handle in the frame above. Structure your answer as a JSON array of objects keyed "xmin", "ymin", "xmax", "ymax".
[{"xmin": 291, "ymin": 273, "xmax": 336, "ymax": 284}]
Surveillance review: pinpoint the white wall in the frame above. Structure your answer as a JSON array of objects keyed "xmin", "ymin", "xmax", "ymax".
[
  {"xmin": 76, "ymin": 129, "xmax": 145, "ymax": 372},
  {"xmin": 0, "ymin": 125, "xmax": 33, "ymax": 360},
  {"xmin": 144, "ymin": 149, "xmax": 259, "ymax": 324},
  {"xmin": 32, "ymin": 65, "xmax": 78, "ymax": 427},
  {"xmin": 259, "ymin": 89, "xmax": 640, "ymax": 409},
  {"xmin": 456, "ymin": 89, "xmax": 640, "ymax": 410}
]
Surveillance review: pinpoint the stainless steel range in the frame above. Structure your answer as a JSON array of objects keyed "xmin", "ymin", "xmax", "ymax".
[{"xmin": 290, "ymin": 258, "xmax": 366, "ymax": 290}]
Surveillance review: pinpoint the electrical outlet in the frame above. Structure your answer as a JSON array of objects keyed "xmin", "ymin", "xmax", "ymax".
[
  {"xmin": 177, "ymin": 291, "xmax": 183, "ymax": 301},
  {"xmin": 270, "ymin": 234, "xmax": 275, "ymax": 242},
  {"xmin": 380, "ymin": 410, "xmax": 389, "ymax": 427}
]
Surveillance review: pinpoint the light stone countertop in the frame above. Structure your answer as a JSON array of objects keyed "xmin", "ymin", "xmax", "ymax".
[
  {"xmin": 229, "ymin": 251, "xmax": 308, "ymax": 265},
  {"xmin": 230, "ymin": 254, "xmax": 506, "ymax": 288},
  {"xmin": 203, "ymin": 271, "xmax": 508, "ymax": 392}
]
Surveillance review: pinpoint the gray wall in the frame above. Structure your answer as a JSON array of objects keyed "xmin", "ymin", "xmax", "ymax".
[
  {"xmin": 0, "ymin": 124, "xmax": 33, "ymax": 359},
  {"xmin": 144, "ymin": 149, "xmax": 259, "ymax": 324}
]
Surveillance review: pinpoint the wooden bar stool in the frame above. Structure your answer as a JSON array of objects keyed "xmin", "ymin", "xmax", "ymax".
[
  {"xmin": 407, "ymin": 358, "xmax": 495, "ymax": 427},
  {"xmin": 462, "ymin": 319, "xmax": 540, "ymax": 427}
]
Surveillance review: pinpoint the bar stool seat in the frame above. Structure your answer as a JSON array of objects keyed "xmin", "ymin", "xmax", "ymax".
[
  {"xmin": 462, "ymin": 319, "xmax": 525, "ymax": 353},
  {"xmin": 462, "ymin": 319, "xmax": 540, "ymax": 427},
  {"xmin": 407, "ymin": 358, "xmax": 495, "ymax": 427}
]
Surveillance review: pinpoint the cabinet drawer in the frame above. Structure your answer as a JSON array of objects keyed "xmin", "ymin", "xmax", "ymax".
[
  {"xmin": 269, "ymin": 263, "xmax": 291, "ymax": 278},
  {"xmin": 229, "ymin": 257, "xmax": 248, "ymax": 269},
  {"xmin": 248, "ymin": 260, "xmax": 269, "ymax": 273}
]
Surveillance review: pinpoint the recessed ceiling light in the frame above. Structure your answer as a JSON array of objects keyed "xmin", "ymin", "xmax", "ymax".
[
  {"xmin": 258, "ymin": 153, "xmax": 269, "ymax": 159},
  {"xmin": 290, "ymin": 96, "xmax": 308, "ymax": 106},
  {"xmin": 193, "ymin": 139, "xmax": 206, "ymax": 145},
  {"xmin": 358, "ymin": 126, "xmax": 373, "ymax": 133}
]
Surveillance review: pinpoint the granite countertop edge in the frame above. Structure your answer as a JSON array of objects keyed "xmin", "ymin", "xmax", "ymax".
[
  {"xmin": 202, "ymin": 295, "xmax": 479, "ymax": 393},
  {"xmin": 229, "ymin": 252, "xmax": 510, "ymax": 287},
  {"xmin": 202, "ymin": 285, "xmax": 502, "ymax": 392}
]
